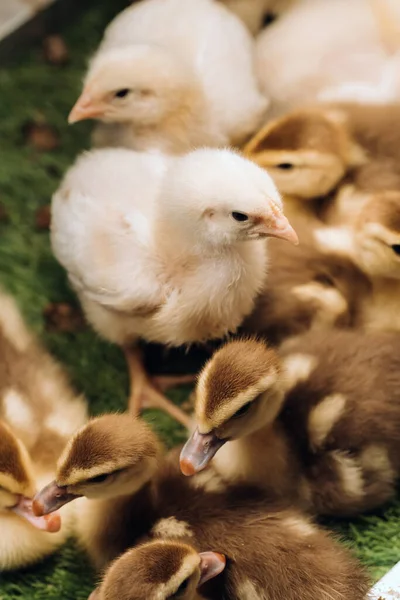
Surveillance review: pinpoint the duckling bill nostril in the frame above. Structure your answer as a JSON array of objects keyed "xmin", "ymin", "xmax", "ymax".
[
  {"xmin": 179, "ymin": 428, "xmax": 227, "ymax": 475},
  {"xmin": 33, "ymin": 481, "xmax": 81, "ymax": 516}
]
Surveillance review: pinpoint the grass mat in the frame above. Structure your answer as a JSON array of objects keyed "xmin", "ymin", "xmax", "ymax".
[{"xmin": 0, "ymin": 2, "xmax": 399, "ymax": 596}]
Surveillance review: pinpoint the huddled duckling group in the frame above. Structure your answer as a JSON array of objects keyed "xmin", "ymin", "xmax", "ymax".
[
  {"xmin": 3, "ymin": 0, "xmax": 400, "ymax": 598},
  {"xmin": 33, "ymin": 413, "xmax": 368, "ymax": 600}
]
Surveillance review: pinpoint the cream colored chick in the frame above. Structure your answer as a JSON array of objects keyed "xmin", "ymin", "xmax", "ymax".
[
  {"xmin": 181, "ymin": 332, "xmax": 400, "ymax": 516},
  {"xmin": 219, "ymin": 0, "xmax": 296, "ymax": 35},
  {"xmin": 34, "ymin": 414, "xmax": 369, "ymax": 600},
  {"xmin": 0, "ymin": 290, "xmax": 87, "ymax": 569},
  {"xmin": 315, "ymin": 189, "xmax": 400, "ymax": 333},
  {"xmin": 255, "ymin": 0, "xmax": 400, "ymax": 118},
  {"xmin": 51, "ymin": 147, "xmax": 297, "ymax": 427},
  {"xmin": 68, "ymin": 0, "xmax": 267, "ymax": 153}
]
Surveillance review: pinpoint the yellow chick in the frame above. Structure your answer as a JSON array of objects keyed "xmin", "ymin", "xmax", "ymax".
[
  {"xmin": 51, "ymin": 147, "xmax": 297, "ymax": 427},
  {"xmin": 255, "ymin": 0, "xmax": 400, "ymax": 117},
  {"xmin": 68, "ymin": 0, "xmax": 267, "ymax": 153}
]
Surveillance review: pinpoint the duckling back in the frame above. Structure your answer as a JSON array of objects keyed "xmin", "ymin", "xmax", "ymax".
[{"xmin": 95, "ymin": 454, "xmax": 369, "ymax": 600}]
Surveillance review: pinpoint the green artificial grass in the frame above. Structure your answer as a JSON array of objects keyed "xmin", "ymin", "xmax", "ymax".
[{"xmin": 0, "ymin": 2, "xmax": 399, "ymax": 596}]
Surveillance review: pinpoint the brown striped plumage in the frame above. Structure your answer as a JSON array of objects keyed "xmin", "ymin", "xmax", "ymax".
[
  {"xmin": 34, "ymin": 414, "xmax": 368, "ymax": 600},
  {"xmin": 185, "ymin": 331, "xmax": 400, "ymax": 517}
]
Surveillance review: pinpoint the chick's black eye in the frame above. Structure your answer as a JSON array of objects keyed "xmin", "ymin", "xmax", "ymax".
[
  {"xmin": 87, "ymin": 473, "xmax": 109, "ymax": 484},
  {"xmin": 232, "ymin": 402, "xmax": 252, "ymax": 419},
  {"xmin": 231, "ymin": 212, "xmax": 249, "ymax": 222},
  {"xmin": 114, "ymin": 88, "xmax": 130, "ymax": 99},
  {"xmin": 391, "ymin": 244, "xmax": 400, "ymax": 256},
  {"xmin": 275, "ymin": 163, "xmax": 294, "ymax": 170}
]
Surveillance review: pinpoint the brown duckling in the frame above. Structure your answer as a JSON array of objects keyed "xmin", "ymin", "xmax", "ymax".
[
  {"xmin": 315, "ymin": 189, "xmax": 400, "ymax": 332},
  {"xmin": 181, "ymin": 331, "xmax": 400, "ymax": 516},
  {"xmin": 0, "ymin": 290, "xmax": 87, "ymax": 569},
  {"xmin": 242, "ymin": 228, "xmax": 370, "ymax": 345},
  {"xmin": 33, "ymin": 413, "xmax": 368, "ymax": 600},
  {"xmin": 243, "ymin": 106, "xmax": 366, "ymax": 202},
  {"xmin": 90, "ymin": 528, "xmax": 367, "ymax": 600},
  {"xmin": 88, "ymin": 541, "xmax": 226, "ymax": 600},
  {"xmin": 244, "ymin": 103, "xmax": 400, "ymax": 222}
]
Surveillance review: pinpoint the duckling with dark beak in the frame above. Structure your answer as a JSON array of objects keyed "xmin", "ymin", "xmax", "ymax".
[
  {"xmin": 181, "ymin": 332, "xmax": 400, "ymax": 517},
  {"xmin": 33, "ymin": 412, "xmax": 368, "ymax": 600}
]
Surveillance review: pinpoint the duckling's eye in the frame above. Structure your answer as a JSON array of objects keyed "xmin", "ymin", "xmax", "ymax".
[
  {"xmin": 391, "ymin": 244, "xmax": 400, "ymax": 256},
  {"xmin": 231, "ymin": 212, "xmax": 249, "ymax": 222},
  {"xmin": 86, "ymin": 473, "xmax": 110, "ymax": 484},
  {"xmin": 275, "ymin": 163, "xmax": 294, "ymax": 170},
  {"xmin": 232, "ymin": 402, "xmax": 252, "ymax": 419},
  {"xmin": 114, "ymin": 88, "xmax": 130, "ymax": 99},
  {"xmin": 169, "ymin": 577, "xmax": 190, "ymax": 598}
]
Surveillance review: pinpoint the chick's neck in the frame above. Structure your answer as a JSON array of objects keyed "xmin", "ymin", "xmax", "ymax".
[{"xmin": 133, "ymin": 83, "xmax": 216, "ymax": 154}]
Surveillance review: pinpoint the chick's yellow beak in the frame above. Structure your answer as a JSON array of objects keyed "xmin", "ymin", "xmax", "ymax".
[
  {"xmin": 68, "ymin": 92, "xmax": 107, "ymax": 124},
  {"xmin": 33, "ymin": 480, "xmax": 81, "ymax": 516},
  {"xmin": 255, "ymin": 210, "xmax": 299, "ymax": 245},
  {"xmin": 180, "ymin": 428, "xmax": 226, "ymax": 476}
]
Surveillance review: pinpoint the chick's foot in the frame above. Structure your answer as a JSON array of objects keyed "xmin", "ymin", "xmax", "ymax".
[{"xmin": 125, "ymin": 347, "xmax": 192, "ymax": 429}]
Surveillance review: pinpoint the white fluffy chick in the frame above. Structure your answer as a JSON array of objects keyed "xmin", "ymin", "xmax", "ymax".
[
  {"xmin": 255, "ymin": 0, "xmax": 400, "ymax": 117},
  {"xmin": 218, "ymin": 0, "xmax": 296, "ymax": 34},
  {"xmin": 51, "ymin": 147, "xmax": 297, "ymax": 427},
  {"xmin": 68, "ymin": 0, "xmax": 267, "ymax": 154}
]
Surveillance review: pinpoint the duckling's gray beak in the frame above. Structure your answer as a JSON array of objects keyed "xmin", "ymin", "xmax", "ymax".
[
  {"xmin": 198, "ymin": 552, "xmax": 226, "ymax": 585},
  {"xmin": 180, "ymin": 428, "xmax": 226, "ymax": 476},
  {"xmin": 33, "ymin": 480, "xmax": 81, "ymax": 516}
]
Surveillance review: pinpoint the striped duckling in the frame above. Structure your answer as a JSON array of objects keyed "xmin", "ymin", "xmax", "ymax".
[
  {"xmin": 33, "ymin": 413, "xmax": 368, "ymax": 600},
  {"xmin": 242, "ymin": 223, "xmax": 370, "ymax": 345},
  {"xmin": 315, "ymin": 188, "xmax": 400, "ymax": 332},
  {"xmin": 0, "ymin": 290, "xmax": 87, "ymax": 569},
  {"xmin": 244, "ymin": 103, "xmax": 400, "ymax": 199},
  {"xmin": 243, "ymin": 106, "xmax": 366, "ymax": 203},
  {"xmin": 244, "ymin": 103, "xmax": 400, "ymax": 224},
  {"xmin": 181, "ymin": 331, "xmax": 400, "ymax": 516}
]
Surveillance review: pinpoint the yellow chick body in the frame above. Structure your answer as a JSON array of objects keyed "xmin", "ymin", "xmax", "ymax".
[
  {"xmin": 69, "ymin": 0, "xmax": 268, "ymax": 153},
  {"xmin": 51, "ymin": 147, "xmax": 297, "ymax": 426}
]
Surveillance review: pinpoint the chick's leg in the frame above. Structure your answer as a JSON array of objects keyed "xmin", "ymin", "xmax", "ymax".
[
  {"xmin": 152, "ymin": 373, "xmax": 197, "ymax": 391},
  {"xmin": 125, "ymin": 347, "xmax": 192, "ymax": 429}
]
